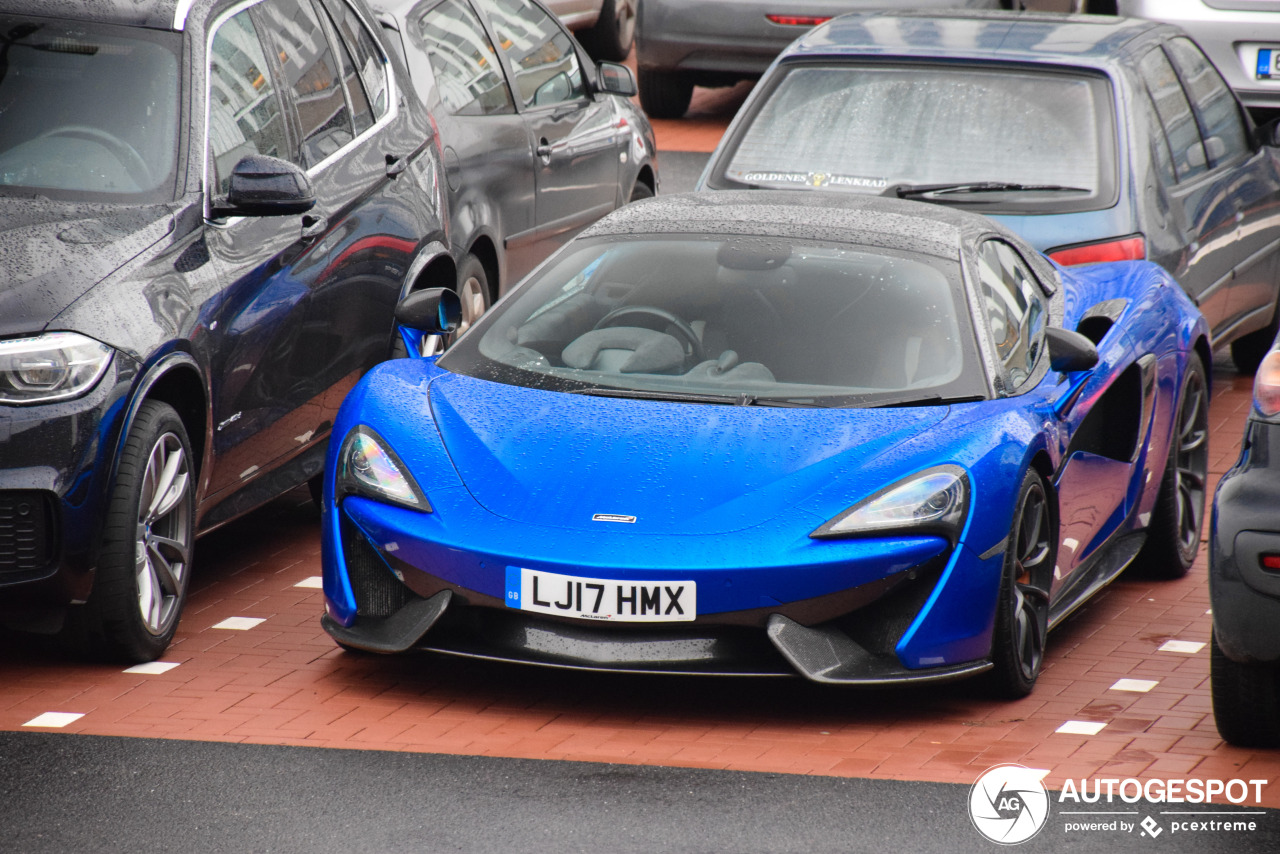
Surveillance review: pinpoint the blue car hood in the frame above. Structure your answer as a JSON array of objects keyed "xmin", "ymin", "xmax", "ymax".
[{"xmin": 427, "ymin": 373, "xmax": 950, "ymax": 535}]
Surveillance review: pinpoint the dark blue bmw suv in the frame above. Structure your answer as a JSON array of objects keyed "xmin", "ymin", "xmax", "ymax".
[{"xmin": 0, "ymin": 0, "xmax": 454, "ymax": 661}]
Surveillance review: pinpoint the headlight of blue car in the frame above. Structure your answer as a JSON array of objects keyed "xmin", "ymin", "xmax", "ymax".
[
  {"xmin": 810, "ymin": 465, "xmax": 969, "ymax": 542},
  {"xmin": 0, "ymin": 331, "xmax": 113, "ymax": 404},
  {"xmin": 337, "ymin": 425, "xmax": 431, "ymax": 512}
]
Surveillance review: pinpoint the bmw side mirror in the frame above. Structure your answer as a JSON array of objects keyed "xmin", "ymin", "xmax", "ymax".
[
  {"xmin": 395, "ymin": 287, "xmax": 461, "ymax": 334},
  {"xmin": 213, "ymin": 154, "xmax": 316, "ymax": 218},
  {"xmin": 596, "ymin": 62, "xmax": 637, "ymax": 97},
  {"xmin": 1046, "ymin": 327, "xmax": 1099, "ymax": 373}
]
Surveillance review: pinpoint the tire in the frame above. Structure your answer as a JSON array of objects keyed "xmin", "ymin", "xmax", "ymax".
[
  {"xmin": 456, "ymin": 254, "xmax": 492, "ymax": 336},
  {"xmin": 638, "ymin": 69, "xmax": 694, "ymax": 119},
  {"xmin": 1211, "ymin": 630, "xmax": 1280, "ymax": 747},
  {"xmin": 62, "ymin": 401, "xmax": 195, "ymax": 662},
  {"xmin": 988, "ymin": 469, "xmax": 1055, "ymax": 699},
  {"xmin": 576, "ymin": 0, "xmax": 636, "ymax": 62},
  {"xmin": 1134, "ymin": 353, "xmax": 1208, "ymax": 578},
  {"xmin": 1231, "ymin": 301, "xmax": 1279, "ymax": 374},
  {"xmin": 628, "ymin": 179, "xmax": 654, "ymax": 203}
]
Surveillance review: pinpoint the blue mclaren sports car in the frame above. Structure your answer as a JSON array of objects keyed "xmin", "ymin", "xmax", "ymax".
[{"xmin": 320, "ymin": 192, "xmax": 1210, "ymax": 698}]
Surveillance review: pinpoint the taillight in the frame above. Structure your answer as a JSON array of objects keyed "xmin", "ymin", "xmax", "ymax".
[
  {"xmin": 1261, "ymin": 554, "xmax": 1280, "ymax": 572},
  {"xmin": 766, "ymin": 15, "xmax": 832, "ymax": 26},
  {"xmin": 1255, "ymin": 349, "xmax": 1280, "ymax": 416},
  {"xmin": 1048, "ymin": 235, "xmax": 1146, "ymax": 266}
]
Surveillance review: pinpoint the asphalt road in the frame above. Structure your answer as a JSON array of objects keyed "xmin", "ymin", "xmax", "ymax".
[{"xmin": 3, "ymin": 731, "xmax": 1277, "ymax": 854}]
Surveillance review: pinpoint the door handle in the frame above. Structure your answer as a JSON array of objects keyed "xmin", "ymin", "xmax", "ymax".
[
  {"xmin": 385, "ymin": 154, "xmax": 407, "ymax": 177},
  {"xmin": 301, "ymin": 214, "xmax": 328, "ymax": 240},
  {"xmin": 536, "ymin": 139, "xmax": 553, "ymax": 161}
]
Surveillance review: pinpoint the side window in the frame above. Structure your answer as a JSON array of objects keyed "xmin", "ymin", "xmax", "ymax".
[
  {"xmin": 1165, "ymin": 37, "xmax": 1250, "ymax": 168},
  {"xmin": 977, "ymin": 240, "xmax": 1046, "ymax": 389},
  {"xmin": 475, "ymin": 0, "xmax": 585, "ymax": 108},
  {"xmin": 1138, "ymin": 47, "xmax": 1207, "ymax": 182},
  {"xmin": 1139, "ymin": 82, "xmax": 1178, "ymax": 189},
  {"xmin": 207, "ymin": 9, "xmax": 290, "ymax": 196},
  {"xmin": 416, "ymin": 0, "xmax": 515, "ymax": 116},
  {"xmin": 320, "ymin": 0, "xmax": 390, "ymax": 122},
  {"xmin": 259, "ymin": 0, "xmax": 354, "ymax": 167}
]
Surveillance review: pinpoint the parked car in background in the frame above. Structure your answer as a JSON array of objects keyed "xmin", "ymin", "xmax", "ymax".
[
  {"xmin": 1210, "ymin": 330, "xmax": 1280, "ymax": 746},
  {"xmin": 320, "ymin": 191, "xmax": 1210, "ymax": 699},
  {"xmin": 372, "ymin": 0, "xmax": 658, "ymax": 329},
  {"xmin": 547, "ymin": 0, "xmax": 635, "ymax": 61},
  {"xmin": 634, "ymin": 0, "xmax": 1012, "ymax": 118},
  {"xmin": 1108, "ymin": 1, "xmax": 1280, "ymax": 122},
  {"xmin": 0, "ymin": 0, "xmax": 451, "ymax": 662},
  {"xmin": 699, "ymin": 10, "xmax": 1280, "ymax": 373}
]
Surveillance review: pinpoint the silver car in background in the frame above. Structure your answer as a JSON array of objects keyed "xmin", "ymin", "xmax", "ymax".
[
  {"xmin": 635, "ymin": 0, "xmax": 1013, "ymax": 118},
  {"xmin": 546, "ymin": 0, "xmax": 635, "ymax": 60},
  {"xmin": 1115, "ymin": 0, "xmax": 1280, "ymax": 119}
]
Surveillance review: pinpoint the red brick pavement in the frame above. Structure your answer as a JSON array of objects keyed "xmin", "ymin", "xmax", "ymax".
[{"xmin": 3, "ymin": 365, "xmax": 1278, "ymax": 805}]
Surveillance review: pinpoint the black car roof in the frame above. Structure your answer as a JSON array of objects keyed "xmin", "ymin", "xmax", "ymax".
[{"xmin": 581, "ymin": 191, "xmax": 1015, "ymax": 260}]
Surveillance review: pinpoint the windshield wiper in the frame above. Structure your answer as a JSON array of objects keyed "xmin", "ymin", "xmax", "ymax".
[
  {"xmin": 889, "ymin": 181, "xmax": 1091, "ymax": 200},
  {"xmin": 568, "ymin": 387, "xmax": 746, "ymax": 405}
]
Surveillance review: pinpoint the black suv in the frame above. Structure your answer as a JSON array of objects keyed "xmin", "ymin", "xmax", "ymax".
[{"xmin": 0, "ymin": 0, "xmax": 453, "ymax": 661}]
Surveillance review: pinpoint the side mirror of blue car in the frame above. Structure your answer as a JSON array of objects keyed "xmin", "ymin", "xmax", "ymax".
[
  {"xmin": 1046, "ymin": 326, "xmax": 1099, "ymax": 373},
  {"xmin": 395, "ymin": 287, "xmax": 462, "ymax": 334}
]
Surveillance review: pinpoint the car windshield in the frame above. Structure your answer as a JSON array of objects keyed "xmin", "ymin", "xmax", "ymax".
[
  {"xmin": 438, "ymin": 235, "xmax": 987, "ymax": 407},
  {"xmin": 714, "ymin": 64, "xmax": 1116, "ymax": 213},
  {"xmin": 0, "ymin": 16, "xmax": 181, "ymax": 202}
]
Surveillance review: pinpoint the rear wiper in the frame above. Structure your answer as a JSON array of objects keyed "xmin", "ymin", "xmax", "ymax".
[{"xmin": 889, "ymin": 181, "xmax": 1090, "ymax": 199}]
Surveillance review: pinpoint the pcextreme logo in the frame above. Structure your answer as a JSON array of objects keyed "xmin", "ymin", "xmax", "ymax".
[{"xmin": 967, "ymin": 767, "xmax": 1270, "ymax": 844}]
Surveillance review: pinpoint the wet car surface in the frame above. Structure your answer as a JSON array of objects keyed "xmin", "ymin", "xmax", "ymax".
[
  {"xmin": 0, "ymin": 0, "xmax": 450, "ymax": 662},
  {"xmin": 698, "ymin": 11, "xmax": 1280, "ymax": 374}
]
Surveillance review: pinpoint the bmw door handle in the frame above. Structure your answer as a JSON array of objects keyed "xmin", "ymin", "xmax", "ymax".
[
  {"xmin": 537, "ymin": 139, "xmax": 553, "ymax": 161},
  {"xmin": 385, "ymin": 154, "xmax": 408, "ymax": 178},
  {"xmin": 301, "ymin": 214, "xmax": 328, "ymax": 240}
]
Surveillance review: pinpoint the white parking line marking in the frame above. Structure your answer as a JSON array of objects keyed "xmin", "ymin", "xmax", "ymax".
[
  {"xmin": 294, "ymin": 577, "xmax": 323, "ymax": 589},
  {"xmin": 124, "ymin": 661, "xmax": 181, "ymax": 675},
  {"xmin": 23, "ymin": 712, "xmax": 84, "ymax": 728},
  {"xmin": 1056, "ymin": 720, "xmax": 1107, "ymax": 736},
  {"xmin": 1110, "ymin": 678, "xmax": 1159, "ymax": 693},
  {"xmin": 212, "ymin": 617, "xmax": 265, "ymax": 631},
  {"xmin": 1158, "ymin": 640, "xmax": 1205, "ymax": 654}
]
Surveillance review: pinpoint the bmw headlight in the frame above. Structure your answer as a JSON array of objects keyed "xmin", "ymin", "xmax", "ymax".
[
  {"xmin": 337, "ymin": 425, "xmax": 431, "ymax": 512},
  {"xmin": 0, "ymin": 332, "xmax": 114, "ymax": 404},
  {"xmin": 810, "ymin": 465, "xmax": 969, "ymax": 542}
]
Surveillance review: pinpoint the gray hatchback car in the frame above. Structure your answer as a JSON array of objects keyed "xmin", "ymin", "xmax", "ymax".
[
  {"xmin": 699, "ymin": 11, "xmax": 1280, "ymax": 372},
  {"xmin": 634, "ymin": 0, "xmax": 1011, "ymax": 118}
]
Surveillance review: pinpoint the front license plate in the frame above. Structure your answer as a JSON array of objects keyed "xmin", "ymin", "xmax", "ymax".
[{"xmin": 505, "ymin": 567, "xmax": 696, "ymax": 622}]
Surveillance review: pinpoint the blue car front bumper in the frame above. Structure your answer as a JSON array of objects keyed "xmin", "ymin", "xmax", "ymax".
[{"xmin": 321, "ymin": 492, "xmax": 1002, "ymax": 684}]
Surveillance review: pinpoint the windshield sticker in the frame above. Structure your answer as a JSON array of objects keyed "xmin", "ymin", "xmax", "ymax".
[{"xmin": 738, "ymin": 171, "xmax": 888, "ymax": 190}]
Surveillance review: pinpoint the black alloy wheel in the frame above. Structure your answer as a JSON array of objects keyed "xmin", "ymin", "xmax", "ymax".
[
  {"xmin": 1135, "ymin": 353, "xmax": 1208, "ymax": 578},
  {"xmin": 989, "ymin": 469, "xmax": 1055, "ymax": 699},
  {"xmin": 63, "ymin": 400, "xmax": 195, "ymax": 662}
]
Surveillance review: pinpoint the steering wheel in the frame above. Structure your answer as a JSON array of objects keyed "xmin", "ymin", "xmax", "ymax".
[
  {"xmin": 593, "ymin": 305, "xmax": 706, "ymax": 364},
  {"xmin": 37, "ymin": 125, "xmax": 152, "ymax": 188}
]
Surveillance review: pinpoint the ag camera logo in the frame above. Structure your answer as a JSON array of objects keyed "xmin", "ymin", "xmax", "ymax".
[{"xmin": 969, "ymin": 764, "xmax": 1051, "ymax": 845}]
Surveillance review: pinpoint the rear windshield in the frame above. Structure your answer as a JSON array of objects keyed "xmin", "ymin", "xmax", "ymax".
[
  {"xmin": 438, "ymin": 235, "xmax": 988, "ymax": 408},
  {"xmin": 713, "ymin": 63, "xmax": 1117, "ymax": 214},
  {"xmin": 0, "ymin": 16, "xmax": 182, "ymax": 202}
]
